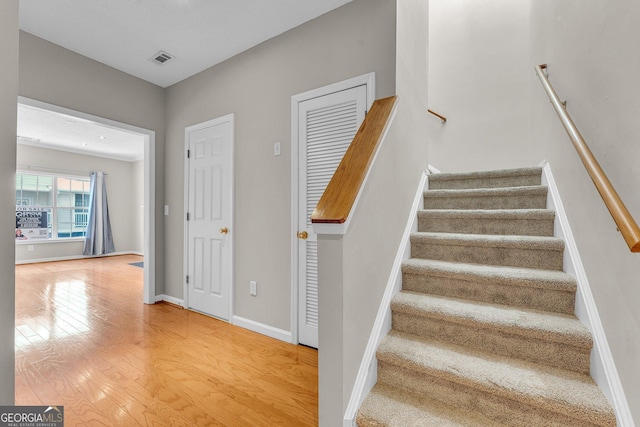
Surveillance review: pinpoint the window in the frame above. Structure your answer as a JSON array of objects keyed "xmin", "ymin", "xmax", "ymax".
[
  {"xmin": 74, "ymin": 194, "xmax": 90, "ymax": 229},
  {"xmin": 16, "ymin": 172, "xmax": 91, "ymax": 241}
]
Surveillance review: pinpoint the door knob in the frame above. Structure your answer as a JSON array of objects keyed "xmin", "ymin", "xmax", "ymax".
[
  {"xmin": 219, "ymin": 227, "xmax": 229, "ymax": 234},
  {"xmin": 297, "ymin": 231, "xmax": 308, "ymax": 240}
]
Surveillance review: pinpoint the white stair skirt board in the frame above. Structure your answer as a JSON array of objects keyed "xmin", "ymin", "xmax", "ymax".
[
  {"xmin": 540, "ymin": 161, "xmax": 634, "ymax": 426},
  {"xmin": 343, "ymin": 170, "xmax": 429, "ymax": 427},
  {"xmin": 232, "ymin": 315, "xmax": 293, "ymax": 344}
]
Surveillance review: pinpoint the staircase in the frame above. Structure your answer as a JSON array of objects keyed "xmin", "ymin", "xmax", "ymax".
[{"xmin": 356, "ymin": 167, "xmax": 616, "ymax": 426}]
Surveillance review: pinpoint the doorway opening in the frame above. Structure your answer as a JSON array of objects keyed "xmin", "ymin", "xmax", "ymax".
[{"xmin": 15, "ymin": 97, "xmax": 156, "ymax": 303}]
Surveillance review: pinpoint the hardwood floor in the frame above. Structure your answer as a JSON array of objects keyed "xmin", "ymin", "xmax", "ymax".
[{"xmin": 15, "ymin": 255, "xmax": 318, "ymax": 426}]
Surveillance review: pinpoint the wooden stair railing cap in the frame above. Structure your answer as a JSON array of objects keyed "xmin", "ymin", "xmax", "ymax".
[{"xmin": 311, "ymin": 95, "xmax": 398, "ymax": 224}]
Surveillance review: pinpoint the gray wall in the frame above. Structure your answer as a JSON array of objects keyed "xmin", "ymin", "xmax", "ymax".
[
  {"xmin": 165, "ymin": 0, "xmax": 397, "ymax": 331},
  {"xmin": 427, "ymin": 0, "xmax": 640, "ymax": 421},
  {"xmin": 529, "ymin": 1, "xmax": 640, "ymax": 421},
  {"xmin": 318, "ymin": 0, "xmax": 429, "ymax": 423},
  {"xmin": 342, "ymin": 0, "xmax": 429, "ymax": 413},
  {"xmin": 0, "ymin": 0, "xmax": 18, "ymax": 405},
  {"xmin": 19, "ymin": 31, "xmax": 166, "ymax": 294},
  {"xmin": 427, "ymin": 0, "xmax": 532, "ymax": 172},
  {"xmin": 15, "ymin": 145, "xmax": 143, "ymax": 262}
]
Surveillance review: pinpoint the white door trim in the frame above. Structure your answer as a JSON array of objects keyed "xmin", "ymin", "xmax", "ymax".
[
  {"xmin": 17, "ymin": 96, "xmax": 156, "ymax": 304},
  {"xmin": 290, "ymin": 73, "xmax": 375, "ymax": 344},
  {"xmin": 183, "ymin": 113, "xmax": 235, "ymax": 320}
]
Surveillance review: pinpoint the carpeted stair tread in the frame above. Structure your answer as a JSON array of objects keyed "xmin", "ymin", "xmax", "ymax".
[
  {"xmin": 419, "ymin": 208, "xmax": 555, "ymax": 236},
  {"xmin": 392, "ymin": 291, "xmax": 591, "ymax": 349},
  {"xmin": 391, "ymin": 291, "xmax": 590, "ymax": 372},
  {"xmin": 402, "ymin": 258, "xmax": 576, "ymax": 293},
  {"xmin": 402, "ymin": 258, "xmax": 576, "ymax": 314},
  {"xmin": 412, "ymin": 232, "xmax": 565, "ymax": 251},
  {"xmin": 391, "ymin": 299, "xmax": 590, "ymax": 373},
  {"xmin": 377, "ymin": 331, "xmax": 615, "ymax": 426},
  {"xmin": 428, "ymin": 167, "xmax": 542, "ymax": 190},
  {"xmin": 411, "ymin": 232, "xmax": 564, "ymax": 270},
  {"xmin": 357, "ymin": 383, "xmax": 506, "ymax": 427},
  {"xmin": 424, "ymin": 186, "xmax": 548, "ymax": 210}
]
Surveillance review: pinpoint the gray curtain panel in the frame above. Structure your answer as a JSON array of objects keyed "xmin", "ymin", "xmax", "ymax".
[{"xmin": 83, "ymin": 171, "xmax": 115, "ymax": 256}]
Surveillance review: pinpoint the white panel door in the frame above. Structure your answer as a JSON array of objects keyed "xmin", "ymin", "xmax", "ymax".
[
  {"xmin": 297, "ymin": 85, "xmax": 367, "ymax": 348},
  {"xmin": 187, "ymin": 116, "xmax": 233, "ymax": 320}
]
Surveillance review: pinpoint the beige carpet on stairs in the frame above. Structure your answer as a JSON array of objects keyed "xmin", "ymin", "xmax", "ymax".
[{"xmin": 356, "ymin": 167, "xmax": 616, "ymax": 427}]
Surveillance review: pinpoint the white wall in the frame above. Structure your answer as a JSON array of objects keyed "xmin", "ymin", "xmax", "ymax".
[
  {"xmin": 19, "ymin": 31, "xmax": 165, "ymax": 293},
  {"xmin": 0, "ymin": 0, "xmax": 18, "ymax": 405},
  {"xmin": 529, "ymin": 1, "xmax": 640, "ymax": 421},
  {"xmin": 15, "ymin": 145, "xmax": 142, "ymax": 262},
  {"xmin": 165, "ymin": 0, "xmax": 397, "ymax": 331},
  {"xmin": 427, "ymin": 0, "xmax": 533, "ymax": 172}
]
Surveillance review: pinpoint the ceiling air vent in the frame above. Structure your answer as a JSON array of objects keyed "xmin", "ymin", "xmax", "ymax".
[{"xmin": 150, "ymin": 51, "xmax": 174, "ymax": 65}]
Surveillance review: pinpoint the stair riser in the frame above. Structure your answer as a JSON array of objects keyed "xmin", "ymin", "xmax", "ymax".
[
  {"xmin": 357, "ymin": 384, "xmax": 503, "ymax": 426},
  {"xmin": 402, "ymin": 271, "xmax": 576, "ymax": 314},
  {"xmin": 424, "ymin": 193, "xmax": 547, "ymax": 210},
  {"xmin": 428, "ymin": 174, "xmax": 541, "ymax": 190},
  {"xmin": 355, "ymin": 415, "xmax": 386, "ymax": 427},
  {"xmin": 356, "ymin": 413, "xmax": 391, "ymax": 427},
  {"xmin": 391, "ymin": 311, "xmax": 591, "ymax": 373},
  {"xmin": 411, "ymin": 239, "xmax": 564, "ymax": 270},
  {"xmin": 419, "ymin": 215, "xmax": 554, "ymax": 236},
  {"xmin": 377, "ymin": 361, "xmax": 610, "ymax": 427}
]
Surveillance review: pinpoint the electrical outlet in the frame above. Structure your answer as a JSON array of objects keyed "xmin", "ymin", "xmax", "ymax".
[
  {"xmin": 250, "ymin": 281, "xmax": 257, "ymax": 296},
  {"xmin": 27, "ymin": 245, "xmax": 34, "ymax": 252}
]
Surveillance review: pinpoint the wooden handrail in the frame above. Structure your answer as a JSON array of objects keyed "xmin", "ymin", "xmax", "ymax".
[
  {"xmin": 536, "ymin": 64, "xmax": 640, "ymax": 252},
  {"xmin": 427, "ymin": 109, "xmax": 447, "ymax": 123},
  {"xmin": 311, "ymin": 96, "xmax": 398, "ymax": 224}
]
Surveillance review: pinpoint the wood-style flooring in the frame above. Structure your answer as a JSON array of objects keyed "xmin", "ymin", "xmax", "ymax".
[{"xmin": 15, "ymin": 255, "xmax": 318, "ymax": 426}]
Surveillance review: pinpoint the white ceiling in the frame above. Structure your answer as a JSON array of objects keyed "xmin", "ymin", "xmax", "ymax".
[
  {"xmin": 17, "ymin": 104, "xmax": 146, "ymax": 162},
  {"xmin": 19, "ymin": 0, "xmax": 352, "ymax": 88},
  {"xmin": 17, "ymin": 0, "xmax": 352, "ymax": 161}
]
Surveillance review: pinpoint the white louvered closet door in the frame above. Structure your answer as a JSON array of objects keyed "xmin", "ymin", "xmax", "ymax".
[{"xmin": 297, "ymin": 85, "xmax": 367, "ymax": 348}]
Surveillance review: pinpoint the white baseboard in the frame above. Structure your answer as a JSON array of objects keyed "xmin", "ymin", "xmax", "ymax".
[
  {"xmin": 152, "ymin": 302, "xmax": 292, "ymax": 344},
  {"xmin": 232, "ymin": 315, "xmax": 293, "ymax": 343},
  {"xmin": 343, "ymin": 170, "xmax": 429, "ymax": 427},
  {"xmin": 155, "ymin": 294, "xmax": 184, "ymax": 306},
  {"xmin": 15, "ymin": 251, "xmax": 142, "ymax": 265},
  {"xmin": 541, "ymin": 161, "xmax": 634, "ymax": 427}
]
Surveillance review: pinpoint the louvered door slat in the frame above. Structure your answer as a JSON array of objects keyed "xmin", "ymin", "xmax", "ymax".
[
  {"xmin": 306, "ymin": 100, "xmax": 359, "ymax": 225},
  {"xmin": 305, "ymin": 241, "xmax": 318, "ymax": 328}
]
